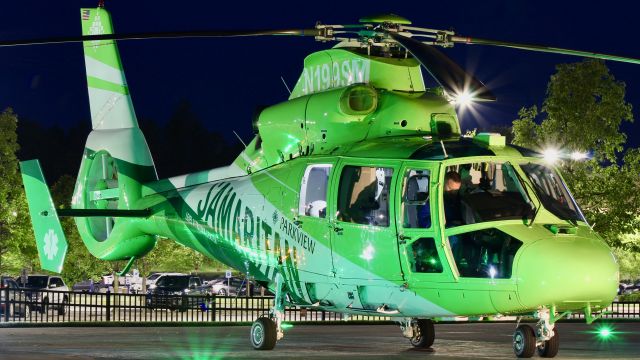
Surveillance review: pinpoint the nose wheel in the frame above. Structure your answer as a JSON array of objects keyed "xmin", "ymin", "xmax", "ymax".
[
  {"xmin": 537, "ymin": 328, "xmax": 559, "ymax": 358},
  {"xmin": 513, "ymin": 325, "xmax": 536, "ymax": 358},
  {"xmin": 513, "ymin": 308, "xmax": 560, "ymax": 358}
]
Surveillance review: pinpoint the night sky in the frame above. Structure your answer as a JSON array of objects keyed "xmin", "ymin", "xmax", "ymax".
[{"xmin": 2, "ymin": 1, "xmax": 639, "ymax": 150}]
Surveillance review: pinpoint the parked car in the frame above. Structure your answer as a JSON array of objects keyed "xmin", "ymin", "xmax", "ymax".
[
  {"xmin": 207, "ymin": 277, "xmax": 244, "ymax": 296},
  {"xmin": 619, "ymin": 280, "xmax": 639, "ymax": 295},
  {"xmin": 146, "ymin": 274, "xmax": 205, "ymax": 311},
  {"xmin": 239, "ymin": 280, "xmax": 273, "ymax": 297},
  {"xmin": 206, "ymin": 277, "xmax": 272, "ymax": 296},
  {"xmin": 16, "ymin": 275, "xmax": 69, "ymax": 315},
  {"xmin": 72, "ymin": 279, "xmax": 99, "ymax": 292},
  {"xmin": 1, "ymin": 276, "xmax": 30, "ymax": 317},
  {"xmin": 146, "ymin": 272, "xmax": 187, "ymax": 290},
  {"xmin": 95, "ymin": 274, "xmax": 141, "ymax": 293}
]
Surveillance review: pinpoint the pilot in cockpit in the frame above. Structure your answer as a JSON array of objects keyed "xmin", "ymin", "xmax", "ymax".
[{"xmin": 443, "ymin": 171, "xmax": 463, "ymax": 227}]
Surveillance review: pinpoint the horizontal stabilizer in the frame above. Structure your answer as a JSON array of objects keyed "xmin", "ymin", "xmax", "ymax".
[{"xmin": 19, "ymin": 160, "xmax": 68, "ymax": 273}]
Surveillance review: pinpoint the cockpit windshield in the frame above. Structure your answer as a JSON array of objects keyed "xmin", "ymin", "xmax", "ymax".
[
  {"xmin": 520, "ymin": 163, "xmax": 586, "ymax": 222},
  {"xmin": 444, "ymin": 162, "xmax": 534, "ymax": 227}
]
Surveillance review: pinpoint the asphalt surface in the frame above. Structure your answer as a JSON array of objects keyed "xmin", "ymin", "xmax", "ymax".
[{"xmin": 0, "ymin": 322, "xmax": 638, "ymax": 359}]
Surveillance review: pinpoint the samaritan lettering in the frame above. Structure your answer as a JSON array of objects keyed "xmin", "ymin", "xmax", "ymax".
[{"xmin": 192, "ymin": 183, "xmax": 317, "ymax": 265}]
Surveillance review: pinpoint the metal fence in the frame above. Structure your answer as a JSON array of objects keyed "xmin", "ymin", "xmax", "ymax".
[
  {"xmin": 0, "ymin": 288, "xmax": 385, "ymax": 324},
  {"xmin": 1, "ymin": 288, "xmax": 638, "ymax": 324}
]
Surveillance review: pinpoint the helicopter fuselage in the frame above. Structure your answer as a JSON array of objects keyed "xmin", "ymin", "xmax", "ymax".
[{"xmin": 129, "ymin": 136, "xmax": 617, "ymax": 318}]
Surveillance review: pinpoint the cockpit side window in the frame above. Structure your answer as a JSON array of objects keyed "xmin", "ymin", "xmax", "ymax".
[
  {"xmin": 520, "ymin": 163, "xmax": 585, "ymax": 222},
  {"xmin": 402, "ymin": 169, "xmax": 431, "ymax": 228},
  {"xmin": 337, "ymin": 166, "xmax": 393, "ymax": 227},
  {"xmin": 444, "ymin": 162, "xmax": 533, "ymax": 227},
  {"xmin": 299, "ymin": 164, "xmax": 332, "ymax": 218}
]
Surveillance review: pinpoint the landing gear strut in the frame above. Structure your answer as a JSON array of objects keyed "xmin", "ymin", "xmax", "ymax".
[
  {"xmin": 250, "ymin": 273, "xmax": 286, "ymax": 350},
  {"xmin": 534, "ymin": 308, "xmax": 560, "ymax": 358},
  {"xmin": 513, "ymin": 308, "xmax": 560, "ymax": 358},
  {"xmin": 400, "ymin": 318, "xmax": 435, "ymax": 349}
]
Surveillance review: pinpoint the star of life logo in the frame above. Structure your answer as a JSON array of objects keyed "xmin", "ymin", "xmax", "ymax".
[{"xmin": 44, "ymin": 229, "xmax": 59, "ymax": 261}]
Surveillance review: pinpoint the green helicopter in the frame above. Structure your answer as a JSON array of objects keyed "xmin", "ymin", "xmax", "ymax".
[{"xmin": 13, "ymin": 6, "xmax": 640, "ymax": 358}]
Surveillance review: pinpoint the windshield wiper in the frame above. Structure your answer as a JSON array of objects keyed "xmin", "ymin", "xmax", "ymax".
[
  {"xmin": 565, "ymin": 217, "xmax": 579, "ymax": 227},
  {"xmin": 512, "ymin": 165, "xmax": 539, "ymax": 226}
]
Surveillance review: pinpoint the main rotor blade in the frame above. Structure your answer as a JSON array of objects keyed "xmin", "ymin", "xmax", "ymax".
[
  {"xmin": 452, "ymin": 36, "xmax": 640, "ymax": 65},
  {"xmin": 0, "ymin": 29, "xmax": 322, "ymax": 48},
  {"xmin": 389, "ymin": 32, "xmax": 496, "ymax": 101}
]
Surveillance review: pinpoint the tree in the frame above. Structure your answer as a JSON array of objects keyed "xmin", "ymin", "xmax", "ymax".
[
  {"xmin": 512, "ymin": 60, "xmax": 640, "ymax": 252},
  {"xmin": 0, "ymin": 108, "xmax": 32, "ymax": 274},
  {"xmin": 513, "ymin": 60, "xmax": 633, "ymax": 162}
]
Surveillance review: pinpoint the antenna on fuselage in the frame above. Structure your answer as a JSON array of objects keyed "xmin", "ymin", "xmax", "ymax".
[
  {"xmin": 233, "ymin": 130, "xmax": 248, "ymax": 149},
  {"xmin": 280, "ymin": 76, "xmax": 292, "ymax": 95},
  {"xmin": 440, "ymin": 140, "xmax": 449, "ymax": 158}
]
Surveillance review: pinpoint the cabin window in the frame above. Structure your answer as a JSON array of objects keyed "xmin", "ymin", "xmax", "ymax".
[
  {"xmin": 410, "ymin": 238, "xmax": 443, "ymax": 273},
  {"xmin": 443, "ymin": 162, "xmax": 533, "ymax": 227},
  {"xmin": 299, "ymin": 164, "xmax": 332, "ymax": 218},
  {"xmin": 402, "ymin": 169, "xmax": 431, "ymax": 228},
  {"xmin": 337, "ymin": 166, "xmax": 393, "ymax": 227},
  {"xmin": 448, "ymin": 228, "xmax": 522, "ymax": 279}
]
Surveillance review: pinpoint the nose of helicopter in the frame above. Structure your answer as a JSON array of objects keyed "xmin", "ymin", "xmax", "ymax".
[{"xmin": 516, "ymin": 236, "xmax": 618, "ymax": 310}]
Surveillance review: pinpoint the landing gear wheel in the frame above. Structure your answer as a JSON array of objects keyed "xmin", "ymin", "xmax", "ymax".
[
  {"xmin": 537, "ymin": 328, "xmax": 560, "ymax": 358},
  {"xmin": 514, "ymin": 324, "xmax": 536, "ymax": 358},
  {"xmin": 410, "ymin": 319, "xmax": 435, "ymax": 348},
  {"xmin": 251, "ymin": 317, "xmax": 277, "ymax": 350}
]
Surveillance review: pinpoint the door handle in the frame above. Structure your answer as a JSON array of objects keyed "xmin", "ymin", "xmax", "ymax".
[
  {"xmin": 398, "ymin": 234, "xmax": 411, "ymax": 244},
  {"xmin": 333, "ymin": 226, "xmax": 343, "ymax": 234}
]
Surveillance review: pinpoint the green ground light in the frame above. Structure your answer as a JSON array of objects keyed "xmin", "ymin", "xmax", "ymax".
[{"xmin": 588, "ymin": 324, "xmax": 620, "ymax": 343}]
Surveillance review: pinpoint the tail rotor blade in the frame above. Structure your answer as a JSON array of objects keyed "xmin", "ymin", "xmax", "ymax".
[{"xmin": 389, "ymin": 32, "xmax": 496, "ymax": 101}]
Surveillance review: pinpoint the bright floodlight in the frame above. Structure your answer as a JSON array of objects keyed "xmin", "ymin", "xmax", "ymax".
[
  {"xmin": 454, "ymin": 90, "xmax": 474, "ymax": 107},
  {"xmin": 543, "ymin": 148, "xmax": 560, "ymax": 163},
  {"xmin": 571, "ymin": 151, "xmax": 588, "ymax": 161}
]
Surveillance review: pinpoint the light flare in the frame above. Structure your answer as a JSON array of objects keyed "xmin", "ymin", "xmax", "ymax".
[
  {"xmin": 543, "ymin": 148, "xmax": 560, "ymax": 164},
  {"xmin": 571, "ymin": 151, "xmax": 589, "ymax": 161}
]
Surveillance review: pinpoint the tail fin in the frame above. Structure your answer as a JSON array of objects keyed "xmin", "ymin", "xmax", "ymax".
[
  {"xmin": 72, "ymin": 7, "xmax": 157, "ymax": 261},
  {"xmin": 20, "ymin": 160, "xmax": 68, "ymax": 273},
  {"xmin": 81, "ymin": 7, "xmax": 138, "ymax": 130}
]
